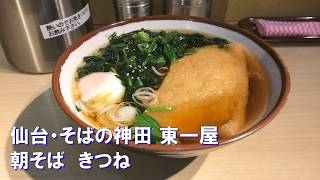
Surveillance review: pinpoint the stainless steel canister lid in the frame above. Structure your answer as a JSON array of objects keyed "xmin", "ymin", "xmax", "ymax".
[
  {"xmin": 114, "ymin": 0, "xmax": 152, "ymax": 21},
  {"xmin": 164, "ymin": 0, "xmax": 212, "ymax": 18}
]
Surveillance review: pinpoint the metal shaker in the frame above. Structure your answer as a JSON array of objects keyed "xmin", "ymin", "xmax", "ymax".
[
  {"xmin": 113, "ymin": 0, "xmax": 152, "ymax": 21},
  {"xmin": 164, "ymin": 0, "xmax": 212, "ymax": 18},
  {"xmin": 0, "ymin": 0, "xmax": 92, "ymax": 73}
]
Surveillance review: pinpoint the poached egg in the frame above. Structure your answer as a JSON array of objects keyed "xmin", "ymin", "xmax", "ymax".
[{"xmin": 78, "ymin": 72, "xmax": 125, "ymax": 104}]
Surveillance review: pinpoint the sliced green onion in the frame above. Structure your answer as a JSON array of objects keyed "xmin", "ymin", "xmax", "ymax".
[{"xmin": 147, "ymin": 106, "xmax": 175, "ymax": 112}]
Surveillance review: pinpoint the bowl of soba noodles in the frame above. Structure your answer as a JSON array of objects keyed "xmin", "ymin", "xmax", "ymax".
[{"xmin": 52, "ymin": 16, "xmax": 290, "ymax": 157}]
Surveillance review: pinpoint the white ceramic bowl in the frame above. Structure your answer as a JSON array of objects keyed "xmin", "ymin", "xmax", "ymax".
[{"xmin": 53, "ymin": 16, "xmax": 290, "ymax": 158}]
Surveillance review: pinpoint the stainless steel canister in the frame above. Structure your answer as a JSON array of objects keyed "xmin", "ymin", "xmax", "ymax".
[
  {"xmin": 164, "ymin": 0, "xmax": 212, "ymax": 18},
  {"xmin": 0, "ymin": 0, "xmax": 92, "ymax": 73},
  {"xmin": 113, "ymin": 0, "xmax": 152, "ymax": 21}
]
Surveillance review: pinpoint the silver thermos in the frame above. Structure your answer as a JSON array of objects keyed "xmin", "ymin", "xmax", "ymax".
[
  {"xmin": 0, "ymin": 0, "xmax": 92, "ymax": 73},
  {"xmin": 113, "ymin": 0, "xmax": 152, "ymax": 21},
  {"xmin": 164, "ymin": 0, "xmax": 212, "ymax": 18}
]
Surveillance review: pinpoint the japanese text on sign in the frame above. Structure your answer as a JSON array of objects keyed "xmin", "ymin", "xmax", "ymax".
[{"xmin": 39, "ymin": 4, "xmax": 90, "ymax": 39}]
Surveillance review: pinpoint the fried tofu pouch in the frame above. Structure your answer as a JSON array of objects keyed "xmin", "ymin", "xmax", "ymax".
[{"xmin": 148, "ymin": 43, "xmax": 249, "ymax": 142}]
